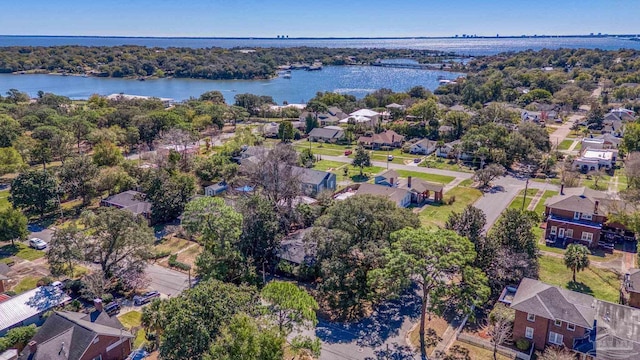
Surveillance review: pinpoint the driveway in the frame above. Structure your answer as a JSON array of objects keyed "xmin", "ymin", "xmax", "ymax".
[
  {"xmin": 549, "ymin": 114, "xmax": 582, "ymax": 147},
  {"xmin": 146, "ymin": 264, "xmax": 191, "ymax": 297},
  {"xmin": 27, "ymin": 225, "xmax": 55, "ymax": 243}
]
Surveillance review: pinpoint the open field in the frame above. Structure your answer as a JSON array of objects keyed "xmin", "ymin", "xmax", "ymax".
[
  {"xmin": 312, "ymin": 160, "xmax": 347, "ymax": 172},
  {"xmin": 420, "ymin": 186, "xmax": 483, "ymax": 228},
  {"xmin": 538, "ymin": 255, "xmax": 620, "ymax": 303}
]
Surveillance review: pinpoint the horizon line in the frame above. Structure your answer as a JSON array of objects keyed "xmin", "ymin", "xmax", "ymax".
[{"xmin": 1, "ymin": 33, "xmax": 639, "ymax": 40}]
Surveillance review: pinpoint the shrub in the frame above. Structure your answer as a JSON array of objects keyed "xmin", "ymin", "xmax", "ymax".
[
  {"xmin": 515, "ymin": 338, "xmax": 531, "ymax": 351},
  {"xmin": 101, "ymin": 293, "xmax": 114, "ymax": 304},
  {"xmin": 37, "ymin": 276, "xmax": 53, "ymax": 287},
  {"xmin": 149, "ymin": 250, "xmax": 171, "ymax": 259},
  {"xmin": 168, "ymin": 254, "xmax": 191, "ymax": 271}
]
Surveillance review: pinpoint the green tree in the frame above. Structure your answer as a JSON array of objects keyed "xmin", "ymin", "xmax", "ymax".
[
  {"xmin": 408, "ymin": 98, "xmax": 438, "ymax": 122},
  {"xmin": 237, "ymin": 195, "xmax": 282, "ymax": 272},
  {"xmin": 0, "ymin": 208, "xmax": 28, "ymax": 246},
  {"xmin": 0, "ymin": 325, "xmax": 37, "ymax": 352},
  {"xmin": 31, "ymin": 126, "xmax": 74, "ymax": 165},
  {"xmin": 46, "ymin": 224, "xmax": 85, "ymax": 277},
  {"xmin": 148, "ymin": 279, "xmax": 258, "ymax": 360},
  {"xmin": 304, "ymin": 114, "xmax": 319, "ymax": 134},
  {"xmin": 182, "ymin": 197, "xmax": 249, "ymax": 282},
  {"xmin": 261, "ymin": 281, "xmax": 319, "ymax": 334},
  {"xmin": 311, "ymin": 195, "xmax": 420, "ymax": 319},
  {"xmin": 278, "ymin": 121, "xmax": 295, "ymax": 142},
  {"xmin": 0, "ymin": 114, "xmax": 22, "ymax": 147},
  {"xmin": 10, "ymin": 169, "xmax": 60, "ymax": 218},
  {"xmin": 205, "ymin": 313, "xmax": 284, "ymax": 360},
  {"xmin": 64, "ymin": 116, "xmax": 95, "ymax": 151},
  {"xmin": 58, "ymin": 155, "xmax": 99, "ymax": 205},
  {"xmin": 141, "ymin": 299, "xmax": 167, "ymax": 351},
  {"xmin": 144, "ymin": 170, "xmax": 196, "ymax": 223},
  {"xmin": 0, "ymin": 147, "xmax": 25, "ymax": 175},
  {"xmin": 351, "ymin": 145, "xmax": 371, "ymax": 177},
  {"xmin": 474, "ymin": 164, "xmax": 505, "ymax": 187},
  {"xmin": 92, "ymin": 140, "xmax": 124, "ymax": 167},
  {"xmin": 299, "ymin": 147, "xmax": 314, "ymax": 168},
  {"xmin": 370, "ymin": 228, "xmax": 489, "ymax": 358},
  {"xmin": 199, "ymin": 90, "xmax": 226, "ymax": 104},
  {"xmin": 622, "ymin": 122, "xmax": 640, "ymax": 154},
  {"xmin": 194, "ymin": 154, "xmax": 238, "ymax": 183},
  {"xmin": 564, "ymin": 244, "xmax": 590, "ymax": 282}
]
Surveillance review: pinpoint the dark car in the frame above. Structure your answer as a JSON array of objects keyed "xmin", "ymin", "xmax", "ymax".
[
  {"xmin": 104, "ymin": 301, "xmax": 121, "ymax": 316},
  {"xmin": 134, "ymin": 291, "xmax": 160, "ymax": 306},
  {"xmin": 413, "ymin": 158, "xmax": 421, "ymax": 163}
]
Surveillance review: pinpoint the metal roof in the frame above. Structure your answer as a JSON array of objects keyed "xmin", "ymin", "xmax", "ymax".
[{"xmin": 0, "ymin": 286, "xmax": 71, "ymax": 333}]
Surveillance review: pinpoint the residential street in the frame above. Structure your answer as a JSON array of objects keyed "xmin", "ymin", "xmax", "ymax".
[
  {"xmin": 549, "ymin": 114, "xmax": 582, "ymax": 147},
  {"xmin": 146, "ymin": 263, "xmax": 191, "ymax": 297}
]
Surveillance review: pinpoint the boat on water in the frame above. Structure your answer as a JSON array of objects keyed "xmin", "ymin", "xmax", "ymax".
[
  {"xmin": 283, "ymin": 72, "xmax": 292, "ymax": 79},
  {"xmin": 307, "ymin": 61, "xmax": 323, "ymax": 71}
]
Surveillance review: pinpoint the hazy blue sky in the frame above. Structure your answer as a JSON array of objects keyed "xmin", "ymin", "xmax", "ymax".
[{"xmin": 1, "ymin": 0, "xmax": 638, "ymax": 37}]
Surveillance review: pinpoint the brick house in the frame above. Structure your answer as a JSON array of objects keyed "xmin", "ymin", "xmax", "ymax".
[
  {"xmin": 543, "ymin": 187, "xmax": 634, "ymax": 249},
  {"xmin": 19, "ymin": 299, "xmax": 133, "ymax": 360},
  {"xmin": 511, "ymin": 278, "xmax": 640, "ymax": 359},
  {"xmin": 622, "ymin": 269, "xmax": 640, "ymax": 309}
]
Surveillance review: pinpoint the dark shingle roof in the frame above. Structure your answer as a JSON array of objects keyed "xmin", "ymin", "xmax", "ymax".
[
  {"xmin": 308, "ymin": 127, "xmax": 344, "ymax": 140},
  {"xmin": 293, "ymin": 167, "xmax": 330, "ymax": 186},
  {"xmin": 101, "ymin": 191, "xmax": 151, "ymax": 216}
]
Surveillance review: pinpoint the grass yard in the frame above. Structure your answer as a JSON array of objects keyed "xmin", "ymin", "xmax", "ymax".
[
  {"xmin": 452, "ymin": 341, "xmax": 514, "ymax": 360},
  {"xmin": 176, "ymin": 244, "xmax": 203, "ymax": 268},
  {"xmin": 507, "ymin": 188, "xmax": 538, "ymax": 211},
  {"xmin": 154, "ymin": 237, "xmax": 192, "ymax": 254},
  {"xmin": 12, "ymin": 276, "xmax": 39, "ymax": 293},
  {"xmin": 118, "ymin": 311, "xmax": 147, "ymax": 348},
  {"xmin": 312, "ymin": 160, "xmax": 347, "ymax": 172},
  {"xmin": 0, "ymin": 243, "xmax": 45, "ymax": 261},
  {"xmin": 557, "ymin": 139, "xmax": 575, "ymax": 150},
  {"xmin": 395, "ymin": 170, "xmax": 455, "ymax": 185},
  {"xmin": 0, "ymin": 191, "xmax": 9, "ymax": 211},
  {"xmin": 420, "ymin": 186, "xmax": 483, "ymax": 228},
  {"xmin": 332, "ymin": 165, "xmax": 384, "ymax": 183},
  {"xmin": 408, "ymin": 315, "xmax": 450, "ymax": 357},
  {"xmin": 420, "ymin": 156, "xmax": 475, "ymax": 173},
  {"xmin": 534, "ymin": 190, "xmax": 558, "ymax": 214},
  {"xmin": 538, "ymin": 255, "xmax": 620, "ymax": 303}
]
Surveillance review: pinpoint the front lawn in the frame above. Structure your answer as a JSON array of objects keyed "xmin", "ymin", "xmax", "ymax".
[
  {"xmin": 408, "ymin": 315, "xmax": 450, "ymax": 357},
  {"xmin": 154, "ymin": 237, "xmax": 192, "ymax": 255},
  {"xmin": 534, "ymin": 190, "xmax": 558, "ymax": 214},
  {"xmin": 118, "ymin": 311, "xmax": 147, "ymax": 348},
  {"xmin": 451, "ymin": 341, "xmax": 514, "ymax": 360},
  {"xmin": 557, "ymin": 139, "xmax": 575, "ymax": 150},
  {"xmin": 0, "ymin": 243, "xmax": 45, "ymax": 261},
  {"xmin": 420, "ymin": 186, "xmax": 483, "ymax": 228},
  {"xmin": 538, "ymin": 255, "xmax": 620, "ymax": 303},
  {"xmin": 12, "ymin": 276, "xmax": 39, "ymax": 293},
  {"xmin": 312, "ymin": 160, "xmax": 346, "ymax": 172},
  {"xmin": 0, "ymin": 191, "xmax": 10, "ymax": 211},
  {"xmin": 420, "ymin": 156, "xmax": 475, "ymax": 173},
  {"xmin": 395, "ymin": 170, "xmax": 455, "ymax": 185}
]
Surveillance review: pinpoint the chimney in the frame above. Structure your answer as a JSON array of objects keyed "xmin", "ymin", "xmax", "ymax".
[
  {"xmin": 94, "ymin": 298, "xmax": 103, "ymax": 312},
  {"xmin": 408, "ymin": 176, "xmax": 412, "ymax": 188},
  {"xmin": 28, "ymin": 340, "xmax": 37, "ymax": 354},
  {"xmin": 560, "ymin": 181, "xmax": 565, "ymax": 195},
  {"xmin": 594, "ymin": 200, "xmax": 599, "ymax": 214},
  {"xmin": 390, "ymin": 177, "xmax": 394, "ymax": 186}
]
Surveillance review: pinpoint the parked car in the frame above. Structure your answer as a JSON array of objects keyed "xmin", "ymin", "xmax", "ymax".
[
  {"xmin": 387, "ymin": 155, "xmax": 394, "ymax": 161},
  {"xmin": 104, "ymin": 301, "xmax": 121, "ymax": 316},
  {"xmin": 344, "ymin": 150, "xmax": 352, "ymax": 156},
  {"xmin": 413, "ymin": 158, "xmax": 421, "ymax": 163},
  {"xmin": 28, "ymin": 238, "xmax": 47, "ymax": 250},
  {"xmin": 134, "ymin": 291, "xmax": 160, "ymax": 306}
]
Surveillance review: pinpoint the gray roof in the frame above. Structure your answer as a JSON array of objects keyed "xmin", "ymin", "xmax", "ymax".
[
  {"xmin": 0, "ymin": 286, "xmax": 71, "ymax": 334},
  {"xmin": 101, "ymin": 191, "xmax": 151, "ymax": 216},
  {"xmin": 377, "ymin": 170, "xmax": 399, "ymax": 181},
  {"xmin": 0, "ymin": 263, "xmax": 9, "ymax": 277},
  {"xmin": 626, "ymin": 269, "xmax": 640, "ymax": 294},
  {"xmin": 544, "ymin": 187, "xmax": 609, "ymax": 213},
  {"xmin": 511, "ymin": 278, "xmax": 596, "ymax": 329},
  {"xmin": 293, "ymin": 167, "xmax": 331, "ymax": 186},
  {"xmin": 412, "ymin": 138, "xmax": 437, "ymax": 148},
  {"xmin": 19, "ymin": 311, "xmax": 132, "ymax": 360},
  {"xmin": 308, "ymin": 127, "xmax": 344, "ymax": 140},
  {"xmin": 278, "ymin": 228, "xmax": 316, "ymax": 265},
  {"xmin": 356, "ymin": 183, "xmax": 410, "ymax": 207},
  {"xmin": 398, "ymin": 178, "xmax": 444, "ymax": 193}
]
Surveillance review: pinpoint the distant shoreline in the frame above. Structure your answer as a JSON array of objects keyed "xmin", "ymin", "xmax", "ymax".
[{"xmin": 1, "ymin": 34, "xmax": 639, "ymax": 40}]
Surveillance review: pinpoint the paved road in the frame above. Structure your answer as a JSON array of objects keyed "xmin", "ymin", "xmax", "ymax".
[
  {"xmin": 146, "ymin": 264, "xmax": 191, "ymax": 297},
  {"xmin": 473, "ymin": 176, "xmax": 559, "ymax": 232},
  {"xmin": 550, "ymin": 114, "xmax": 582, "ymax": 148},
  {"xmin": 319, "ymin": 154, "xmax": 474, "ymax": 181}
]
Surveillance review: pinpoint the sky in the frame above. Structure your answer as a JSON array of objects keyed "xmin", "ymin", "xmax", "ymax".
[{"xmin": 1, "ymin": 0, "xmax": 638, "ymax": 38}]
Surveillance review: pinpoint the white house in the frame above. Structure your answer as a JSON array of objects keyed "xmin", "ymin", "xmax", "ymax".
[
  {"xmin": 409, "ymin": 139, "xmax": 438, "ymax": 155},
  {"xmin": 573, "ymin": 149, "xmax": 616, "ymax": 172}
]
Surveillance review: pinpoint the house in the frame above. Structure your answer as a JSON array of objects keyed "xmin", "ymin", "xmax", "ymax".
[
  {"xmin": 581, "ymin": 134, "xmax": 621, "ymax": 150},
  {"xmin": 510, "ymin": 278, "xmax": 640, "ymax": 360},
  {"xmin": 205, "ymin": 182, "xmax": 228, "ymax": 196},
  {"xmin": 277, "ymin": 228, "xmax": 316, "ymax": 267},
  {"xmin": 262, "ymin": 122, "xmax": 280, "ymax": 138},
  {"xmin": 100, "ymin": 191, "xmax": 152, "ymax": 221},
  {"xmin": 543, "ymin": 186, "xmax": 634, "ymax": 249},
  {"xmin": 0, "ymin": 285, "xmax": 71, "ymax": 336},
  {"xmin": 19, "ymin": 299, "xmax": 133, "ymax": 360},
  {"xmin": 573, "ymin": 149, "xmax": 617, "ymax": 172},
  {"xmin": 0, "ymin": 349, "xmax": 17, "ymax": 360},
  {"xmin": 602, "ymin": 118, "xmax": 625, "ymax": 137},
  {"xmin": 358, "ymin": 130, "xmax": 405, "ymax": 149},
  {"xmin": 436, "ymin": 140, "xmax": 472, "ymax": 160},
  {"xmin": 521, "ymin": 110, "xmax": 558, "ymax": 124},
  {"xmin": 385, "ymin": 103, "xmax": 405, "ymax": 111},
  {"xmin": 339, "ymin": 109, "xmax": 381, "ymax": 128},
  {"xmin": 299, "ymin": 107, "xmax": 347, "ymax": 126},
  {"xmin": 622, "ymin": 269, "xmax": 640, "ymax": 309},
  {"xmin": 307, "ymin": 127, "xmax": 345, "ymax": 143},
  {"xmin": 0, "ymin": 263, "xmax": 9, "ymax": 293},
  {"xmin": 409, "ymin": 139, "xmax": 438, "ymax": 155},
  {"xmin": 293, "ymin": 167, "xmax": 337, "ymax": 197},
  {"xmin": 105, "ymin": 93, "xmax": 173, "ymax": 107},
  {"xmin": 355, "ymin": 183, "xmax": 412, "ymax": 208},
  {"xmin": 157, "ymin": 143, "xmax": 199, "ymax": 158},
  {"xmin": 605, "ymin": 108, "xmax": 635, "ymax": 122},
  {"xmin": 374, "ymin": 170, "xmax": 443, "ymax": 204}
]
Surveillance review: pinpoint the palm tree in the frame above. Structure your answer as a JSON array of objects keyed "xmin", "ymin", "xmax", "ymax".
[{"xmin": 564, "ymin": 244, "xmax": 590, "ymax": 282}]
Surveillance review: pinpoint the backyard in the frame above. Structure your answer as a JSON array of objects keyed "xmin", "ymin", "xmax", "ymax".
[
  {"xmin": 538, "ymin": 255, "xmax": 620, "ymax": 303},
  {"xmin": 118, "ymin": 310, "xmax": 147, "ymax": 348},
  {"xmin": 420, "ymin": 186, "xmax": 483, "ymax": 228}
]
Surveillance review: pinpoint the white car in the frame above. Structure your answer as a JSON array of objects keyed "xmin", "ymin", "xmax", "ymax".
[{"xmin": 28, "ymin": 238, "xmax": 47, "ymax": 250}]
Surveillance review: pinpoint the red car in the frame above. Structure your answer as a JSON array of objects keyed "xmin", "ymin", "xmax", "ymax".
[{"xmin": 344, "ymin": 150, "xmax": 353, "ymax": 156}]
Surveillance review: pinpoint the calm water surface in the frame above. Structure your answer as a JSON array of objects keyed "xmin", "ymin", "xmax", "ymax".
[{"xmin": 0, "ymin": 66, "xmax": 464, "ymax": 104}]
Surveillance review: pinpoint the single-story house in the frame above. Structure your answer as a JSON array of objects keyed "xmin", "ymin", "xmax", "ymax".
[
  {"xmin": 355, "ymin": 183, "xmax": 412, "ymax": 208},
  {"xmin": 277, "ymin": 228, "xmax": 316, "ymax": 267},
  {"xmin": 299, "ymin": 107, "xmax": 347, "ymax": 126},
  {"xmin": 205, "ymin": 182, "xmax": 228, "ymax": 196},
  {"xmin": 375, "ymin": 170, "xmax": 443, "ymax": 204},
  {"xmin": 293, "ymin": 167, "xmax": 337, "ymax": 197},
  {"xmin": 0, "ymin": 285, "xmax": 71, "ymax": 336},
  {"xmin": 605, "ymin": 108, "xmax": 635, "ymax": 122},
  {"xmin": 338, "ymin": 109, "xmax": 382, "ymax": 128},
  {"xmin": 573, "ymin": 149, "xmax": 617, "ymax": 172},
  {"xmin": 262, "ymin": 122, "xmax": 280, "ymax": 137},
  {"xmin": 374, "ymin": 170, "xmax": 399, "ymax": 187},
  {"xmin": 307, "ymin": 127, "xmax": 345, "ymax": 143},
  {"xmin": 157, "ymin": 143, "xmax": 199, "ymax": 158},
  {"xmin": 18, "ymin": 299, "xmax": 133, "ymax": 360},
  {"xmin": 409, "ymin": 139, "xmax": 438, "ymax": 155},
  {"xmin": 436, "ymin": 140, "xmax": 472, "ymax": 160},
  {"xmin": 100, "ymin": 190, "xmax": 152, "ymax": 220},
  {"xmin": 602, "ymin": 118, "xmax": 625, "ymax": 137},
  {"xmin": 358, "ymin": 130, "xmax": 405, "ymax": 149},
  {"xmin": 581, "ymin": 134, "xmax": 621, "ymax": 150}
]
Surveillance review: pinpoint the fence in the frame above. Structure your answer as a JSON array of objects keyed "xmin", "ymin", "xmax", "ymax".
[{"xmin": 457, "ymin": 333, "xmax": 533, "ymax": 360}]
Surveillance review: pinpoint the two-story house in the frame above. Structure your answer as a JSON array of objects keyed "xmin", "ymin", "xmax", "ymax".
[
  {"xmin": 543, "ymin": 187, "xmax": 633, "ymax": 248},
  {"xmin": 511, "ymin": 278, "xmax": 640, "ymax": 360},
  {"xmin": 622, "ymin": 269, "xmax": 640, "ymax": 309}
]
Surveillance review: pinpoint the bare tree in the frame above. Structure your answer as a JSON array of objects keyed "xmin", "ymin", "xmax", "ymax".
[
  {"xmin": 589, "ymin": 168, "xmax": 606, "ymax": 190},
  {"xmin": 244, "ymin": 143, "xmax": 301, "ymax": 205},
  {"xmin": 625, "ymin": 152, "xmax": 640, "ymax": 190},
  {"xmin": 157, "ymin": 128, "xmax": 198, "ymax": 169},
  {"xmin": 537, "ymin": 346, "xmax": 576, "ymax": 360},
  {"xmin": 488, "ymin": 317, "xmax": 512, "ymax": 360}
]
